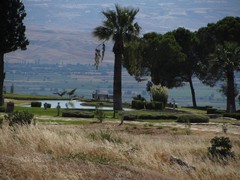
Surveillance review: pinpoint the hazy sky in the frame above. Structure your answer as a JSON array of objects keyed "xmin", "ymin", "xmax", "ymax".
[{"xmin": 23, "ymin": 0, "xmax": 240, "ymax": 33}]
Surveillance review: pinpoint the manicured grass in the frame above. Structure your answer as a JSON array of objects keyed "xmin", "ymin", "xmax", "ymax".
[{"xmin": 14, "ymin": 106, "xmax": 61, "ymax": 116}]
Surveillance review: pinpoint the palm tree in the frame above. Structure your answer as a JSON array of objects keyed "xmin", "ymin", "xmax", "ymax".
[
  {"xmin": 92, "ymin": 4, "xmax": 141, "ymax": 111},
  {"xmin": 53, "ymin": 90, "xmax": 67, "ymax": 97}
]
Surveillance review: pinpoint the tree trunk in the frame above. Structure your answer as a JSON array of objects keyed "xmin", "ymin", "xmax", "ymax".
[
  {"xmin": 113, "ymin": 41, "xmax": 123, "ymax": 112},
  {"xmin": 226, "ymin": 69, "xmax": 236, "ymax": 112},
  {"xmin": 189, "ymin": 75, "xmax": 197, "ymax": 108},
  {"xmin": 0, "ymin": 53, "xmax": 4, "ymax": 106}
]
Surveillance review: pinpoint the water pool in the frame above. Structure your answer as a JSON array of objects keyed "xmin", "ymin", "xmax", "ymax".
[{"xmin": 24, "ymin": 100, "xmax": 131, "ymax": 111}]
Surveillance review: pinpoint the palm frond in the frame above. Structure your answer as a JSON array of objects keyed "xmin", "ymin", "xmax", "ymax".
[{"xmin": 92, "ymin": 26, "xmax": 113, "ymax": 40}]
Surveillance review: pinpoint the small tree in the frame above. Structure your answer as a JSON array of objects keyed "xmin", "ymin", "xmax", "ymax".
[
  {"xmin": 150, "ymin": 84, "xmax": 168, "ymax": 107},
  {"xmin": 94, "ymin": 104, "xmax": 105, "ymax": 123}
]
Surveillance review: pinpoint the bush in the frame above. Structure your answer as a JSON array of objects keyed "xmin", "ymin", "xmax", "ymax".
[
  {"xmin": 94, "ymin": 106, "xmax": 105, "ymax": 123},
  {"xmin": 177, "ymin": 114, "xmax": 209, "ymax": 123},
  {"xmin": 150, "ymin": 84, "xmax": 168, "ymax": 107},
  {"xmin": 123, "ymin": 114, "xmax": 137, "ymax": 121},
  {"xmin": 153, "ymin": 101, "xmax": 163, "ymax": 110},
  {"xmin": 145, "ymin": 102, "xmax": 154, "ymax": 110},
  {"xmin": 132, "ymin": 94, "xmax": 146, "ymax": 101},
  {"xmin": 31, "ymin": 102, "xmax": 42, "ymax": 107},
  {"xmin": 62, "ymin": 110, "xmax": 94, "ymax": 118},
  {"xmin": 223, "ymin": 113, "xmax": 240, "ymax": 119},
  {"xmin": 208, "ymin": 136, "xmax": 235, "ymax": 159},
  {"xmin": 0, "ymin": 107, "xmax": 5, "ymax": 112},
  {"xmin": 5, "ymin": 111, "xmax": 34, "ymax": 126},
  {"xmin": 43, "ymin": 103, "xmax": 51, "ymax": 109},
  {"xmin": 139, "ymin": 114, "xmax": 177, "ymax": 120},
  {"xmin": 123, "ymin": 113, "xmax": 178, "ymax": 121},
  {"xmin": 207, "ymin": 108, "xmax": 225, "ymax": 114},
  {"xmin": 144, "ymin": 101, "xmax": 163, "ymax": 110},
  {"xmin": 207, "ymin": 108, "xmax": 217, "ymax": 114},
  {"xmin": 131, "ymin": 100, "xmax": 145, "ymax": 110}
]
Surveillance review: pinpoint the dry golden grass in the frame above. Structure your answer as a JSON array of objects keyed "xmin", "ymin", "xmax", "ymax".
[{"xmin": 0, "ymin": 122, "xmax": 239, "ymax": 180}]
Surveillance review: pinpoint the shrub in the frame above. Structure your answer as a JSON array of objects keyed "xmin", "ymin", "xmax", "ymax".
[
  {"xmin": 177, "ymin": 114, "xmax": 209, "ymax": 123},
  {"xmin": 131, "ymin": 100, "xmax": 145, "ymax": 110},
  {"xmin": 207, "ymin": 108, "xmax": 225, "ymax": 114},
  {"xmin": 123, "ymin": 113, "xmax": 178, "ymax": 120},
  {"xmin": 0, "ymin": 107, "xmax": 5, "ymax": 112},
  {"xmin": 207, "ymin": 108, "xmax": 218, "ymax": 114},
  {"xmin": 150, "ymin": 84, "xmax": 168, "ymax": 107},
  {"xmin": 94, "ymin": 105, "xmax": 105, "ymax": 123},
  {"xmin": 31, "ymin": 102, "xmax": 42, "ymax": 107},
  {"xmin": 223, "ymin": 113, "xmax": 240, "ymax": 120},
  {"xmin": 5, "ymin": 111, "xmax": 34, "ymax": 126},
  {"xmin": 153, "ymin": 101, "xmax": 163, "ymax": 110},
  {"xmin": 132, "ymin": 94, "xmax": 146, "ymax": 101},
  {"xmin": 123, "ymin": 114, "xmax": 137, "ymax": 121},
  {"xmin": 62, "ymin": 110, "xmax": 94, "ymax": 118},
  {"xmin": 208, "ymin": 136, "xmax": 235, "ymax": 159},
  {"xmin": 145, "ymin": 102, "xmax": 154, "ymax": 110}
]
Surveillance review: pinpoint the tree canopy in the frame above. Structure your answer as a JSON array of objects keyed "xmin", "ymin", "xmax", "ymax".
[
  {"xmin": 197, "ymin": 16, "xmax": 240, "ymax": 111},
  {"xmin": 0, "ymin": 0, "xmax": 29, "ymax": 106},
  {"xmin": 124, "ymin": 16, "xmax": 240, "ymax": 111},
  {"xmin": 124, "ymin": 32, "xmax": 185, "ymax": 88}
]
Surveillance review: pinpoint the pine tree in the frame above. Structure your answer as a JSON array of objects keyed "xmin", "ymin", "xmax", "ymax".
[{"xmin": 0, "ymin": 0, "xmax": 29, "ymax": 105}]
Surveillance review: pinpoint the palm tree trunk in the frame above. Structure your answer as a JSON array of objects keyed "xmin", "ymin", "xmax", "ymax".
[
  {"xmin": 113, "ymin": 41, "xmax": 123, "ymax": 112},
  {"xmin": 226, "ymin": 68, "xmax": 236, "ymax": 112},
  {"xmin": 113, "ymin": 53, "xmax": 123, "ymax": 111},
  {"xmin": 0, "ymin": 53, "xmax": 4, "ymax": 106},
  {"xmin": 189, "ymin": 75, "xmax": 197, "ymax": 108}
]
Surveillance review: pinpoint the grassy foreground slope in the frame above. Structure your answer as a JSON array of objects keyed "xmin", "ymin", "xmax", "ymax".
[
  {"xmin": 0, "ymin": 122, "xmax": 239, "ymax": 179},
  {"xmin": 0, "ymin": 94, "xmax": 240, "ymax": 179}
]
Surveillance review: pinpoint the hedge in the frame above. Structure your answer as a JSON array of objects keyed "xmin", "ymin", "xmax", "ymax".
[
  {"xmin": 131, "ymin": 100, "xmax": 145, "ymax": 110},
  {"xmin": 145, "ymin": 102, "xmax": 154, "ymax": 110},
  {"xmin": 207, "ymin": 108, "xmax": 225, "ymax": 114},
  {"xmin": 132, "ymin": 100, "xmax": 164, "ymax": 110},
  {"xmin": 0, "ymin": 107, "xmax": 5, "ymax": 112},
  {"xmin": 31, "ymin": 102, "xmax": 42, "ymax": 107},
  {"xmin": 123, "ymin": 113, "xmax": 178, "ymax": 121},
  {"xmin": 223, "ymin": 113, "xmax": 240, "ymax": 120},
  {"xmin": 177, "ymin": 114, "xmax": 209, "ymax": 123},
  {"xmin": 154, "ymin": 101, "xmax": 163, "ymax": 110},
  {"xmin": 62, "ymin": 110, "xmax": 94, "ymax": 118}
]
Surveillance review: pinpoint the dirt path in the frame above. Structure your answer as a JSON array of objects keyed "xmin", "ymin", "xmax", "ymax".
[{"xmin": 35, "ymin": 115, "xmax": 240, "ymax": 135}]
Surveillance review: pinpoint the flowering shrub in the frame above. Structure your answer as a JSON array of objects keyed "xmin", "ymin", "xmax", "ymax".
[{"xmin": 150, "ymin": 84, "xmax": 168, "ymax": 107}]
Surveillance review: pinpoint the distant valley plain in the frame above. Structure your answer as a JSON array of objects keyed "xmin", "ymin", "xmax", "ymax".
[{"xmin": 4, "ymin": 62, "xmax": 240, "ymax": 110}]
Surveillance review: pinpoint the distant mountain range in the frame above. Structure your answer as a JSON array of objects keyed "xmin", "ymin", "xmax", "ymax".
[{"xmin": 5, "ymin": 0, "xmax": 240, "ymax": 64}]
